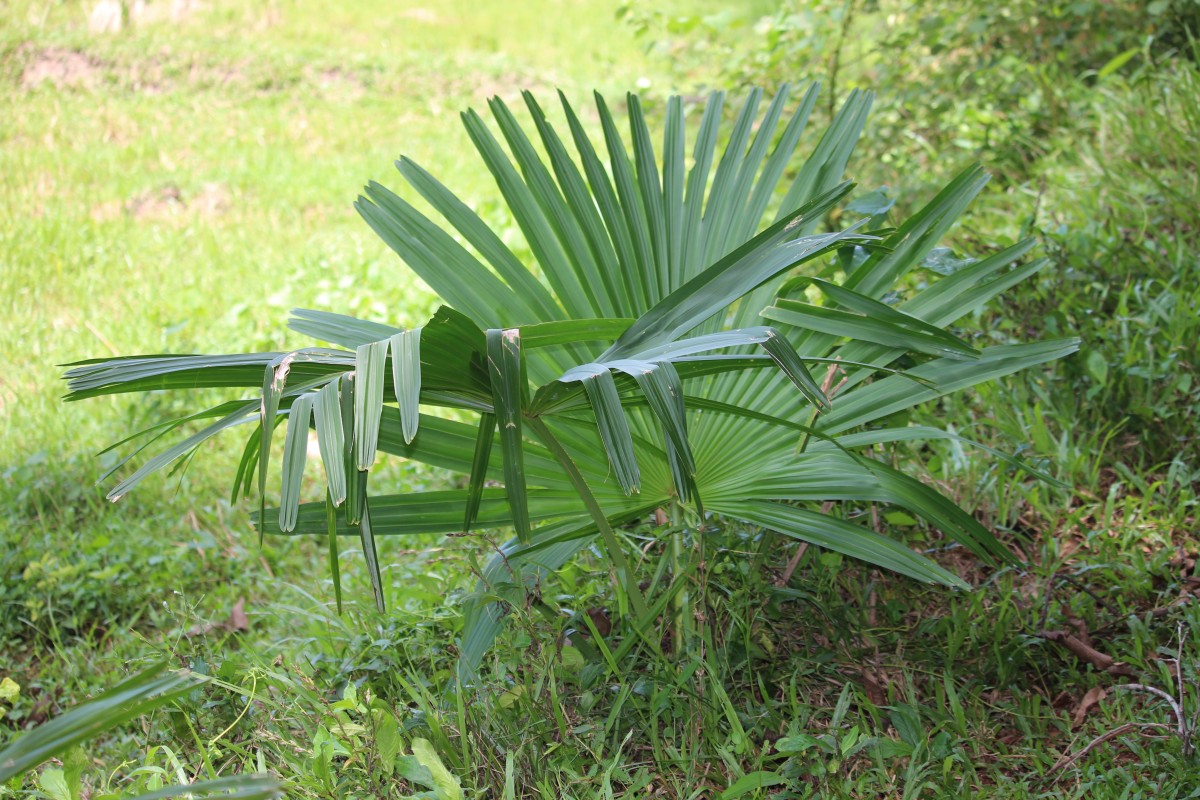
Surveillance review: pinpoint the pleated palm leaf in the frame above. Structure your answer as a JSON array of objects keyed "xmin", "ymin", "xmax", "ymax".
[{"xmin": 64, "ymin": 84, "xmax": 1077, "ymax": 676}]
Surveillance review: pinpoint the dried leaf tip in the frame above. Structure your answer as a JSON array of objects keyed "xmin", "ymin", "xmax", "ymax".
[{"xmin": 271, "ymin": 353, "xmax": 297, "ymax": 391}]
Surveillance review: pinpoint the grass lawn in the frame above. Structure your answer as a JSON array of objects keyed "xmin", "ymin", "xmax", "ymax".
[{"xmin": 2, "ymin": 1, "xmax": 1198, "ymax": 798}]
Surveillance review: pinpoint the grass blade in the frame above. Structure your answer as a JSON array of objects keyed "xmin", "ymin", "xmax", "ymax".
[{"xmin": 458, "ymin": 507, "xmax": 653, "ymax": 681}]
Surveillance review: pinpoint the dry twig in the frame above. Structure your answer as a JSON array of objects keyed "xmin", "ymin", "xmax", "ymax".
[
  {"xmin": 1052, "ymin": 722, "xmax": 1172, "ymax": 773},
  {"xmin": 1053, "ymin": 622, "xmax": 1197, "ymax": 777}
]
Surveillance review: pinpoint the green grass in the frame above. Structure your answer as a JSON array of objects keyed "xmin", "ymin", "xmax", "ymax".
[{"xmin": 3, "ymin": 1, "xmax": 1200, "ymax": 798}]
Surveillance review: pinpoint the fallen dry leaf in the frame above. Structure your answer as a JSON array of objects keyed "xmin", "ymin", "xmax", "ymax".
[
  {"xmin": 861, "ymin": 669, "xmax": 886, "ymax": 706},
  {"xmin": 585, "ymin": 607, "xmax": 612, "ymax": 637},
  {"xmin": 228, "ymin": 598, "xmax": 249, "ymax": 632},
  {"xmin": 185, "ymin": 598, "xmax": 249, "ymax": 637},
  {"xmin": 1072, "ymin": 686, "xmax": 1108, "ymax": 728}
]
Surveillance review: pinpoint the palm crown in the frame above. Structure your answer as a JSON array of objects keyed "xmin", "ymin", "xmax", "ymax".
[{"xmin": 64, "ymin": 84, "xmax": 1077, "ymax": 675}]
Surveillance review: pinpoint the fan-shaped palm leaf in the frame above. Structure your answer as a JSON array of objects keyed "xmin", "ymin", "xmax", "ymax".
[{"xmin": 64, "ymin": 85, "xmax": 1078, "ymax": 677}]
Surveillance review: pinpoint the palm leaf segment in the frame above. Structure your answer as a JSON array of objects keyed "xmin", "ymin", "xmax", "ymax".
[{"xmin": 63, "ymin": 85, "xmax": 1078, "ymax": 676}]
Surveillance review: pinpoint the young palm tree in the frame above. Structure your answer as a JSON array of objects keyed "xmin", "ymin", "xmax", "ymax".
[{"xmin": 64, "ymin": 84, "xmax": 1077, "ymax": 676}]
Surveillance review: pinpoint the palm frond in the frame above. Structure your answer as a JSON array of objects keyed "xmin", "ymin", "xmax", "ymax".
[{"xmin": 65, "ymin": 85, "xmax": 1078, "ymax": 679}]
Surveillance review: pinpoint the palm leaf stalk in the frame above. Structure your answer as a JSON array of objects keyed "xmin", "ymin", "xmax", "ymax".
[{"xmin": 64, "ymin": 85, "xmax": 1078, "ymax": 677}]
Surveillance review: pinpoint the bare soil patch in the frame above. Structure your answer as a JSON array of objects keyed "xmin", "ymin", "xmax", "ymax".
[
  {"xmin": 308, "ymin": 67, "xmax": 367, "ymax": 102},
  {"xmin": 19, "ymin": 47, "xmax": 103, "ymax": 90},
  {"xmin": 16, "ymin": 44, "xmax": 246, "ymax": 94},
  {"xmin": 12, "ymin": 40, "xmax": 548, "ymax": 113},
  {"xmin": 91, "ymin": 182, "xmax": 230, "ymax": 224}
]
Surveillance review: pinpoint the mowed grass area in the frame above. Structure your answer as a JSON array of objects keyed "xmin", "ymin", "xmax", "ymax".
[{"xmin": 3, "ymin": 1, "xmax": 1200, "ymax": 798}]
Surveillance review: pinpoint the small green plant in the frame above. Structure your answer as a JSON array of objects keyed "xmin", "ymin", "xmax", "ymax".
[{"xmin": 65, "ymin": 85, "xmax": 1076, "ymax": 675}]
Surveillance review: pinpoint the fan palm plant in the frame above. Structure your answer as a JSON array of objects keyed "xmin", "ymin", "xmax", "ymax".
[{"xmin": 64, "ymin": 84, "xmax": 1077, "ymax": 677}]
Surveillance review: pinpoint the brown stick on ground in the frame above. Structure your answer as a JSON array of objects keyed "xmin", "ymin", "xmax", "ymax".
[
  {"xmin": 1052, "ymin": 722, "xmax": 1172, "ymax": 773},
  {"xmin": 1114, "ymin": 683, "xmax": 1190, "ymax": 750},
  {"xmin": 1038, "ymin": 630, "xmax": 1137, "ymax": 676}
]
